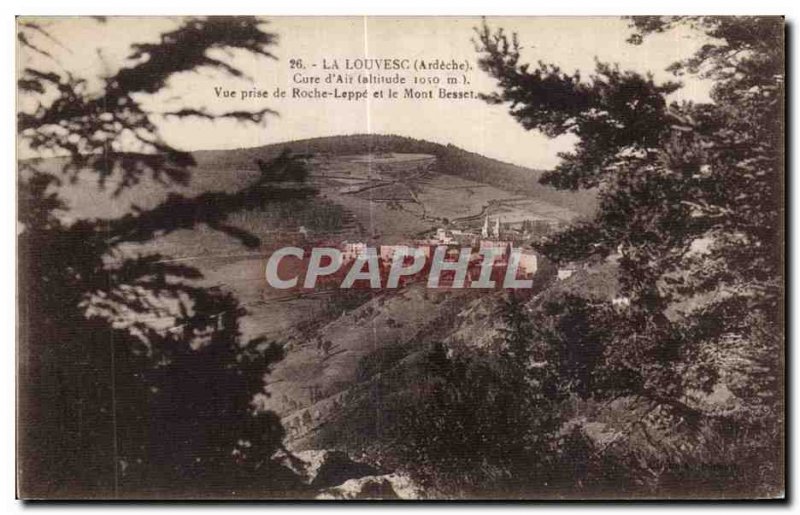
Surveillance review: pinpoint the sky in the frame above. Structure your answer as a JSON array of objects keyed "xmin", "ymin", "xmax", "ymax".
[{"xmin": 18, "ymin": 16, "xmax": 714, "ymax": 170}]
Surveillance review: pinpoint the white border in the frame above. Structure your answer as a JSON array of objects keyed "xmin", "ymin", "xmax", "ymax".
[{"xmin": 2, "ymin": 1, "xmax": 795, "ymax": 513}]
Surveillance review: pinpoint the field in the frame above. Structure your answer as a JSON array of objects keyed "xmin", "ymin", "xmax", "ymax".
[{"xmin": 308, "ymin": 153, "xmax": 579, "ymax": 238}]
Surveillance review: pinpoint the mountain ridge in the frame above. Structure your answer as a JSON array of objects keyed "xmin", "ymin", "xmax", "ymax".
[{"xmin": 191, "ymin": 134, "xmax": 598, "ymax": 218}]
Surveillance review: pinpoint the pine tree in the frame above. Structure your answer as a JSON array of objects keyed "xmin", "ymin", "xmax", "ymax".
[
  {"xmin": 476, "ymin": 16, "xmax": 784, "ymax": 493},
  {"xmin": 17, "ymin": 17, "xmax": 311, "ymax": 497}
]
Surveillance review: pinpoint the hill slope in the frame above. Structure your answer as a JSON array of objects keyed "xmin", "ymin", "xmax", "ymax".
[{"xmin": 192, "ymin": 134, "xmax": 598, "ymax": 218}]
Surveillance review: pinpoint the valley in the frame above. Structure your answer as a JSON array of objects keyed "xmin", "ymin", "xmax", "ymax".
[{"xmin": 36, "ymin": 134, "xmax": 594, "ymax": 461}]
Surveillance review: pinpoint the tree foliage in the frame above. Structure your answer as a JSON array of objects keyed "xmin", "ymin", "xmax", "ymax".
[
  {"xmin": 475, "ymin": 16, "xmax": 784, "ymax": 494},
  {"xmin": 18, "ymin": 17, "xmax": 312, "ymax": 498}
]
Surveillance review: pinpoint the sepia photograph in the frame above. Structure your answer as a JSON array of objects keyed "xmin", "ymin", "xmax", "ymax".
[{"xmin": 15, "ymin": 14, "xmax": 785, "ymax": 500}]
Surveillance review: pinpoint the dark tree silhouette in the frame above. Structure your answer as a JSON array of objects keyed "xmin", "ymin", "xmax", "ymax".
[
  {"xmin": 476, "ymin": 16, "xmax": 783, "ymax": 494},
  {"xmin": 18, "ymin": 17, "xmax": 312, "ymax": 498}
]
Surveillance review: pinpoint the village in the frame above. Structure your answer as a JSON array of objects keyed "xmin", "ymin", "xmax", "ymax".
[{"xmin": 273, "ymin": 215, "xmax": 552, "ymax": 291}]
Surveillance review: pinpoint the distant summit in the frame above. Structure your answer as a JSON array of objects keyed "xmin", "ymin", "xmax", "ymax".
[{"xmin": 191, "ymin": 134, "xmax": 598, "ymax": 218}]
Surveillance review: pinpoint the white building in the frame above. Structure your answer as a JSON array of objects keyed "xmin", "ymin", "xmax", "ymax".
[
  {"xmin": 434, "ymin": 228, "xmax": 455, "ymax": 244},
  {"xmin": 557, "ymin": 268, "xmax": 575, "ymax": 280},
  {"xmin": 341, "ymin": 241, "xmax": 368, "ymax": 261},
  {"xmin": 517, "ymin": 250, "xmax": 538, "ymax": 277},
  {"xmin": 481, "ymin": 215, "xmax": 501, "ymax": 238}
]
